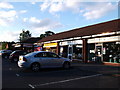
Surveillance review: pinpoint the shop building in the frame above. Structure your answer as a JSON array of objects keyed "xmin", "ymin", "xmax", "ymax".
[
  {"xmin": 42, "ymin": 42, "xmax": 58, "ymax": 53},
  {"xmin": 14, "ymin": 37, "xmax": 42, "ymax": 52},
  {"xmin": 37, "ymin": 19, "xmax": 120, "ymax": 64}
]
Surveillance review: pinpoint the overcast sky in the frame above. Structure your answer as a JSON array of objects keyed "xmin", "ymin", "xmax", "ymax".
[{"xmin": 0, "ymin": 0, "xmax": 119, "ymax": 42}]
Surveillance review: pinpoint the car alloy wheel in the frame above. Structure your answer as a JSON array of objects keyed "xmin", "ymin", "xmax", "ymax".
[
  {"xmin": 4, "ymin": 55, "xmax": 8, "ymax": 59},
  {"xmin": 31, "ymin": 63, "xmax": 40, "ymax": 72},
  {"xmin": 63, "ymin": 62, "xmax": 70, "ymax": 69}
]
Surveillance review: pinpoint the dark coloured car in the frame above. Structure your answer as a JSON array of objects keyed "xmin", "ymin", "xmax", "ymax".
[
  {"xmin": 9, "ymin": 50, "xmax": 28, "ymax": 62},
  {"xmin": 0, "ymin": 50, "xmax": 12, "ymax": 58}
]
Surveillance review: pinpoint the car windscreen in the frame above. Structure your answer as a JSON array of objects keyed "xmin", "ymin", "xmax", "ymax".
[
  {"xmin": 11, "ymin": 51, "xmax": 16, "ymax": 54},
  {"xmin": 25, "ymin": 52, "xmax": 37, "ymax": 57}
]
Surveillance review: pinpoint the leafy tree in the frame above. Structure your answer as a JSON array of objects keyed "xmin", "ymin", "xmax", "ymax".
[
  {"xmin": 19, "ymin": 29, "xmax": 31, "ymax": 42},
  {"xmin": 40, "ymin": 31, "xmax": 55, "ymax": 39},
  {"xmin": 40, "ymin": 34, "xmax": 46, "ymax": 39},
  {"xmin": 45, "ymin": 31, "xmax": 55, "ymax": 36},
  {"xmin": 0, "ymin": 42, "xmax": 15, "ymax": 50},
  {"xmin": 1, "ymin": 42, "xmax": 7, "ymax": 50}
]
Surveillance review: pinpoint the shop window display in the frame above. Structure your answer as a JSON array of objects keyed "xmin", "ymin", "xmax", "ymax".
[
  {"xmin": 103, "ymin": 42, "xmax": 120, "ymax": 63},
  {"xmin": 72, "ymin": 45, "xmax": 82, "ymax": 60},
  {"xmin": 88, "ymin": 44, "xmax": 96, "ymax": 62},
  {"xmin": 60, "ymin": 46, "xmax": 68, "ymax": 58}
]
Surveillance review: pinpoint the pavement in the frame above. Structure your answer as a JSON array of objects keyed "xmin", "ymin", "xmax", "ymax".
[{"xmin": 71, "ymin": 61, "xmax": 120, "ymax": 75}]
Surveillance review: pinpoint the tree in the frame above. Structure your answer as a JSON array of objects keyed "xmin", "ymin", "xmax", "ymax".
[
  {"xmin": 1, "ymin": 42, "xmax": 7, "ymax": 50},
  {"xmin": 40, "ymin": 31, "xmax": 55, "ymax": 39},
  {"xmin": 19, "ymin": 29, "xmax": 32, "ymax": 42}
]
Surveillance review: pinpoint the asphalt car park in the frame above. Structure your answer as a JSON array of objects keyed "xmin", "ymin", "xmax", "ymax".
[{"xmin": 1, "ymin": 57, "xmax": 120, "ymax": 89}]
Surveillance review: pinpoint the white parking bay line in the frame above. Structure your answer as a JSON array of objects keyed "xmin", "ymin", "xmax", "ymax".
[
  {"xmin": 29, "ymin": 74, "xmax": 102, "ymax": 88},
  {"xmin": 28, "ymin": 84, "xmax": 35, "ymax": 89}
]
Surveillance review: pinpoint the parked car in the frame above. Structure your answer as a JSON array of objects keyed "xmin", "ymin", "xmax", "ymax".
[
  {"xmin": 18, "ymin": 51, "xmax": 71, "ymax": 72},
  {"xmin": 0, "ymin": 50, "xmax": 12, "ymax": 58},
  {"xmin": 9, "ymin": 50, "xmax": 28, "ymax": 62}
]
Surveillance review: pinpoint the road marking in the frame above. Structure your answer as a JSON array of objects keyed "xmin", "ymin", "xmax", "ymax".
[
  {"xmin": 30, "ymin": 74, "xmax": 102, "ymax": 88},
  {"xmin": 16, "ymin": 74, "xmax": 20, "ymax": 77},
  {"xmin": 28, "ymin": 84, "xmax": 35, "ymax": 89}
]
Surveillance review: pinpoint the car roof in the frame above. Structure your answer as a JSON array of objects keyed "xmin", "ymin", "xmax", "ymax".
[
  {"xmin": 14, "ymin": 50, "xmax": 26, "ymax": 52},
  {"xmin": 35, "ymin": 51, "xmax": 55, "ymax": 53},
  {"xmin": 25, "ymin": 51, "xmax": 56, "ymax": 56},
  {"xmin": 31, "ymin": 51, "xmax": 52, "ymax": 54}
]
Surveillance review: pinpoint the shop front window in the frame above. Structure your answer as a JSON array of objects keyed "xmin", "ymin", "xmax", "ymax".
[
  {"xmin": 88, "ymin": 44, "xmax": 95, "ymax": 61},
  {"xmin": 72, "ymin": 45, "xmax": 82, "ymax": 60},
  {"xmin": 60, "ymin": 46, "xmax": 68, "ymax": 58},
  {"xmin": 103, "ymin": 42, "xmax": 120, "ymax": 63}
]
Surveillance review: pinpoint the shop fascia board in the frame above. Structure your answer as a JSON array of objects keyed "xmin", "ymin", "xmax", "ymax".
[
  {"xmin": 91, "ymin": 32, "xmax": 116, "ymax": 38},
  {"xmin": 59, "ymin": 40, "xmax": 83, "ymax": 46},
  {"xmin": 59, "ymin": 31, "xmax": 119, "ymax": 41},
  {"xmin": 88, "ymin": 35, "xmax": 120, "ymax": 43},
  {"xmin": 34, "ymin": 42, "xmax": 43, "ymax": 46},
  {"xmin": 81, "ymin": 35, "xmax": 92, "ymax": 39},
  {"xmin": 41, "ymin": 31, "xmax": 120, "ymax": 44},
  {"xmin": 116, "ymin": 31, "xmax": 120, "ymax": 34},
  {"xmin": 81, "ymin": 31, "xmax": 119, "ymax": 39}
]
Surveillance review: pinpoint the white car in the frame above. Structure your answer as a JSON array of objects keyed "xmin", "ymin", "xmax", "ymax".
[{"xmin": 18, "ymin": 51, "xmax": 71, "ymax": 72}]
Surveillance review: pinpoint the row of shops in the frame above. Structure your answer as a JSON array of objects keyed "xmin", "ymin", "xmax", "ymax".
[
  {"xmin": 37, "ymin": 19, "xmax": 120, "ymax": 63},
  {"xmin": 41, "ymin": 36, "xmax": 120, "ymax": 63},
  {"xmin": 15, "ymin": 19, "xmax": 120, "ymax": 64}
]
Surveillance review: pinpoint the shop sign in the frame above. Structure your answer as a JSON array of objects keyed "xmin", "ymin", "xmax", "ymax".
[
  {"xmin": 116, "ymin": 42, "xmax": 120, "ymax": 44},
  {"xmin": 60, "ymin": 42, "xmax": 68, "ymax": 46},
  {"xmin": 90, "ymin": 50, "xmax": 95, "ymax": 53},
  {"xmin": 68, "ymin": 40, "xmax": 82, "ymax": 45},
  {"xmin": 23, "ymin": 43, "xmax": 33, "ymax": 47},
  {"xmin": 88, "ymin": 36, "xmax": 120, "ymax": 43},
  {"xmin": 60, "ymin": 40, "xmax": 82, "ymax": 46},
  {"xmin": 43, "ymin": 43, "xmax": 57, "ymax": 47}
]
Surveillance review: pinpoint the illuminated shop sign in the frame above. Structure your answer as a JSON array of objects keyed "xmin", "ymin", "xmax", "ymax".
[{"xmin": 43, "ymin": 43, "xmax": 57, "ymax": 47}]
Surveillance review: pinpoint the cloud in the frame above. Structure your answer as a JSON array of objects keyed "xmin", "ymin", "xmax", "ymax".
[
  {"xmin": 40, "ymin": 1, "xmax": 117, "ymax": 20},
  {"xmin": 40, "ymin": 0, "xmax": 82, "ymax": 13},
  {"xmin": 0, "ymin": 10, "xmax": 17, "ymax": 18},
  {"xmin": 19, "ymin": 10, "xmax": 27, "ymax": 14},
  {"xmin": 0, "ymin": 10, "xmax": 17, "ymax": 26},
  {"xmin": 40, "ymin": 1, "xmax": 51, "ymax": 11},
  {"xmin": 31, "ymin": 2, "xmax": 36, "ymax": 5},
  {"xmin": 0, "ymin": 2, "xmax": 14, "ymax": 9},
  {"xmin": 83, "ymin": 3, "xmax": 116, "ymax": 20},
  {"xmin": 0, "ymin": 30, "xmax": 20, "ymax": 42},
  {"xmin": 23, "ymin": 18, "xmax": 28, "ymax": 22},
  {"xmin": 23, "ymin": 17, "xmax": 63, "ymax": 36},
  {"xmin": 49, "ymin": 2, "xmax": 65, "ymax": 13}
]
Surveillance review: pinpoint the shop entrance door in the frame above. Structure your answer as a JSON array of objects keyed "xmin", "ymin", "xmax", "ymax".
[
  {"xmin": 95, "ymin": 43, "xmax": 103, "ymax": 62},
  {"xmin": 68, "ymin": 45, "xmax": 73, "ymax": 60}
]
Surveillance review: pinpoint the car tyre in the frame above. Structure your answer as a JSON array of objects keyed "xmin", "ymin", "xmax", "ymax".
[
  {"xmin": 4, "ymin": 55, "xmax": 8, "ymax": 59},
  {"xmin": 63, "ymin": 62, "xmax": 70, "ymax": 69},
  {"xmin": 13, "ymin": 58, "xmax": 18, "ymax": 62},
  {"xmin": 31, "ymin": 63, "xmax": 40, "ymax": 72}
]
